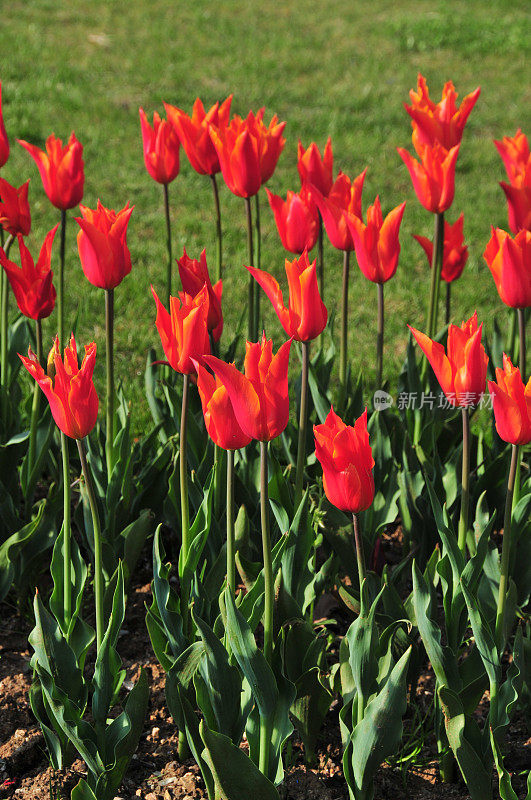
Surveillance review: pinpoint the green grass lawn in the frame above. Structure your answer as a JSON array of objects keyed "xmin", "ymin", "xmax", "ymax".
[{"xmin": 1, "ymin": 0, "xmax": 530, "ymax": 432}]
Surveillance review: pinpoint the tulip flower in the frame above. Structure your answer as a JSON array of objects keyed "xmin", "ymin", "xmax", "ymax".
[
  {"xmin": 314, "ymin": 407, "xmax": 374, "ymax": 586},
  {"xmin": 177, "ymin": 248, "xmax": 223, "ymax": 342},
  {"xmin": 0, "ymin": 82, "xmax": 9, "ymax": 168},
  {"xmin": 76, "ymin": 200, "xmax": 133, "ymax": 291},
  {"xmin": 405, "ymin": 73, "xmax": 480, "ymax": 152},
  {"xmin": 500, "ymin": 166, "xmax": 531, "ymax": 234},
  {"xmin": 18, "ymin": 132, "xmax": 84, "ymax": 211},
  {"xmin": 483, "ymin": 227, "xmax": 531, "ymax": 310},
  {"xmin": 347, "ymin": 196, "xmax": 406, "ymax": 386},
  {"xmin": 0, "ymin": 178, "xmax": 31, "ymax": 237},
  {"xmin": 397, "ymin": 141, "xmax": 460, "ymax": 215},
  {"xmin": 152, "ymin": 283, "xmax": 211, "ymax": 375},
  {"xmin": 409, "ymin": 312, "xmax": 489, "ymax": 555},
  {"xmin": 266, "ymin": 186, "xmax": 319, "ymax": 254},
  {"xmin": 0, "ymin": 227, "xmax": 57, "ymax": 321},
  {"xmin": 139, "ymin": 108, "xmax": 180, "ymax": 185},
  {"xmin": 494, "ymin": 129, "xmax": 530, "ymax": 185},
  {"xmin": 297, "ymin": 137, "xmax": 334, "ymax": 197},
  {"xmin": 20, "ymin": 334, "xmax": 98, "ymax": 440}
]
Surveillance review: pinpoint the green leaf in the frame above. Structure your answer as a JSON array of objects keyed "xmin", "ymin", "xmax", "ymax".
[
  {"xmin": 0, "ymin": 501, "xmax": 46, "ymax": 601},
  {"xmin": 346, "ymin": 581, "xmax": 382, "ymax": 704},
  {"xmin": 152, "ymin": 525, "xmax": 186, "ymax": 658},
  {"xmin": 178, "ymin": 468, "xmax": 214, "ymax": 584},
  {"xmin": 92, "ymin": 564, "xmax": 126, "ymax": 729},
  {"xmin": 71, "ymin": 779, "xmax": 98, "ymax": 800}
]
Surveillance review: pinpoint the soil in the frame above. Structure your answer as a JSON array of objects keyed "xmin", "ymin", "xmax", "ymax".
[{"xmin": 0, "ymin": 554, "xmax": 529, "ymax": 800}]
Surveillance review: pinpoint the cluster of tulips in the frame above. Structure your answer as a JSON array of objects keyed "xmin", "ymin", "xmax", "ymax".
[{"xmin": 0, "ymin": 71, "xmax": 529, "ymax": 800}]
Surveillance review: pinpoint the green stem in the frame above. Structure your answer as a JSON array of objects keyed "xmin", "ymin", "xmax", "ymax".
[
  {"xmin": 61, "ymin": 432, "xmax": 72, "ymax": 628},
  {"xmin": 0, "ymin": 234, "xmax": 14, "ymax": 389},
  {"xmin": 59, "ymin": 209, "xmax": 66, "ymax": 346},
  {"xmin": 77, "ymin": 438, "xmax": 103, "ymax": 652},
  {"xmin": 210, "ymin": 173, "xmax": 222, "ymax": 283},
  {"xmin": 352, "ymin": 512, "xmax": 366, "ymax": 591},
  {"xmin": 105, "ymin": 288, "xmax": 114, "ymax": 482},
  {"xmin": 294, "ymin": 340, "xmax": 310, "ymax": 509},
  {"xmin": 226, "ymin": 449, "xmax": 235, "ymax": 596},
  {"xmin": 180, "ymin": 373, "xmax": 190, "ymax": 637},
  {"xmin": 376, "ymin": 282, "xmax": 384, "ymax": 388},
  {"xmin": 508, "ymin": 309, "xmax": 517, "ymax": 365},
  {"xmin": 254, "ymin": 192, "xmax": 261, "ymax": 339},
  {"xmin": 245, "ymin": 197, "xmax": 255, "ymax": 341},
  {"xmin": 318, "ymin": 216, "xmax": 324, "ymax": 301},
  {"xmin": 445, "ymin": 282, "xmax": 451, "ymax": 327},
  {"xmin": 163, "ymin": 182, "xmax": 172, "ymax": 307},
  {"xmin": 27, "ymin": 318, "xmax": 43, "ymax": 482},
  {"xmin": 259, "ymin": 440, "xmax": 273, "ymax": 778},
  {"xmin": 495, "ymin": 443, "xmax": 519, "ymax": 651},
  {"xmin": 426, "ymin": 212, "xmax": 444, "ymax": 338},
  {"xmin": 457, "ymin": 406, "xmax": 470, "ymax": 556},
  {"xmin": 339, "ymin": 249, "xmax": 350, "ymax": 398}
]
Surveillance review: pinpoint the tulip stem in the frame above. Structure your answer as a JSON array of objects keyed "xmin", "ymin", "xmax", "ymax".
[
  {"xmin": 457, "ymin": 406, "xmax": 470, "ymax": 556},
  {"xmin": 59, "ymin": 209, "xmax": 66, "ymax": 346},
  {"xmin": 376, "ymin": 283, "xmax": 384, "ymax": 388},
  {"xmin": 77, "ymin": 438, "xmax": 104, "ymax": 652},
  {"xmin": 339, "ymin": 250, "xmax": 350, "ymax": 402},
  {"xmin": 445, "ymin": 282, "xmax": 451, "ymax": 327},
  {"xmin": 518, "ymin": 307, "xmax": 526, "ymax": 380},
  {"xmin": 318, "ymin": 216, "xmax": 324, "ymax": 300},
  {"xmin": 61, "ymin": 432, "xmax": 72, "ymax": 627},
  {"xmin": 105, "ymin": 288, "xmax": 115, "ymax": 482},
  {"xmin": 27, "ymin": 318, "xmax": 43, "ymax": 499},
  {"xmin": 226, "ymin": 449, "xmax": 235, "ymax": 596},
  {"xmin": 180, "ymin": 373, "xmax": 191, "ymax": 638},
  {"xmin": 163, "ymin": 183, "xmax": 172, "ymax": 307},
  {"xmin": 426, "ymin": 212, "xmax": 444, "ymax": 338},
  {"xmin": 210, "ymin": 174, "xmax": 223, "ymax": 283},
  {"xmin": 259, "ymin": 440, "xmax": 273, "ymax": 778},
  {"xmin": 254, "ymin": 193, "xmax": 261, "ymax": 336},
  {"xmin": 295, "ymin": 340, "xmax": 310, "ymax": 509},
  {"xmin": 495, "ymin": 443, "xmax": 519, "ymax": 651},
  {"xmin": 352, "ymin": 513, "xmax": 366, "ymax": 591},
  {"xmin": 0, "ymin": 234, "xmax": 14, "ymax": 390},
  {"xmin": 244, "ymin": 197, "xmax": 255, "ymax": 341}
]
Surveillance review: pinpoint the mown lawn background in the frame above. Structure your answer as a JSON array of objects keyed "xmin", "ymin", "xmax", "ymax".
[{"xmin": 1, "ymin": 0, "xmax": 530, "ymax": 432}]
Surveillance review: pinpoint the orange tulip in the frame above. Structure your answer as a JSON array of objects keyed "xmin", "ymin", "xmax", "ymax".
[
  {"xmin": 76, "ymin": 201, "xmax": 133, "ymax": 290},
  {"xmin": 0, "ymin": 81, "xmax": 9, "ymax": 168},
  {"xmin": 165, "ymin": 95, "xmax": 232, "ymax": 176},
  {"xmin": 0, "ymin": 227, "xmax": 57, "ymax": 320},
  {"xmin": 18, "ymin": 133, "xmax": 84, "ymax": 210},
  {"xmin": 483, "ymin": 227, "xmax": 531, "ymax": 309},
  {"xmin": 152, "ymin": 283, "xmax": 210, "ymax": 375},
  {"xmin": 501, "ymin": 166, "xmax": 531, "ymax": 234},
  {"xmin": 347, "ymin": 196, "xmax": 406, "ymax": 284},
  {"xmin": 488, "ymin": 354, "xmax": 531, "ymax": 446},
  {"xmin": 408, "ymin": 312, "xmax": 488, "ymax": 407},
  {"xmin": 312, "ymin": 170, "xmax": 367, "ymax": 251},
  {"xmin": 413, "ymin": 213, "xmax": 468, "ymax": 283},
  {"xmin": 397, "ymin": 141, "xmax": 459, "ymax": 214},
  {"xmin": 203, "ymin": 333, "xmax": 292, "ymax": 442},
  {"xmin": 297, "ymin": 137, "xmax": 333, "ymax": 196},
  {"xmin": 266, "ymin": 186, "xmax": 319, "ymax": 254},
  {"xmin": 139, "ymin": 108, "xmax": 180, "ymax": 185},
  {"xmin": 247, "ymin": 250, "xmax": 327, "ymax": 342},
  {"xmin": 0, "ymin": 177, "xmax": 31, "ymax": 236},
  {"xmin": 177, "ymin": 248, "xmax": 223, "ymax": 341},
  {"xmin": 193, "ymin": 359, "xmax": 251, "ymax": 450},
  {"xmin": 494, "ymin": 129, "xmax": 530, "ymax": 184},
  {"xmin": 20, "ymin": 334, "xmax": 98, "ymax": 439},
  {"xmin": 405, "ymin": 74, "xmax": 480, "ymax": 151},
  {"xmin": 314, "ymin": 407, "xmax": 374, "ymax": 513}
]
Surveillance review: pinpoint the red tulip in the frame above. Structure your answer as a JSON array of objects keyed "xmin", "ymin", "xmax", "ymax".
[
  {"xmin": 152, "ymin": 283, "xmax": 210, "ymax": 375},
  {"xmin": 266, "ymin": 186, "xmax": 319, "ymax": 254},
  {"xmin": 405, "ymin": 74, "xmax": 480, "ymax": 151},
  {"xmin": 139, "ymin": 108, "xmax": 180, "ymax": 185},
  {"xmin": 18, "ymin": 133, "xmax": 84, "ymax": 210},
  {"xmin": 500, "ymin": 167, "xmax": 531, "ymax": 234},
  {"xmin": 397, "ymin": 141, "xmax": 459, "ymax": 214},
  {"xmin": 494, "ymin": 129, "xmax": 530, "ymax": 184},
  {"xmin": 0, "ymin": 227, "xmax": 57, "ymax": 320},
  {"xmin": 347, "ymin": 196, "xmax": 406, "ymax": 284},
  {"xmin": 413, "ymin": 213, "xmax": 468, "ymax": 283},
  {"xmin": 202, "ymin": 333, "xmax": 292, "ymax": 441},
  {"xmin": 297, "ymin": 137, "xmax": 333, "ymax": 196},
  {"xmin": 177, "ymin": 248, "xmax": 223, "ymax": 341},
  {"xmin": 164, "ymin": 95, "xmax": 232, "ymax": 176},
  {"xmin": 408, "ymin": 312, "xmax": 488, "ymax": 407},
  {"xmin": 312, "ymin": 170, "xmax": 367, "ymax": 251},
  {"xmin": 247, "ymin": 250, "xmax": 327, "ymax": 341},
  {"xmin": 75, "ymin": 201, "xmax": 133, "ymax": 290},
  {"xmin": 483, "ymin": 227, "xmax": 531, "ymax": 309},
  {"xmin": 193, "ymin": 359, "xmax": 251, "ymax": 450},
  {"xmin": 210, "ymin": 110, "xmax": 286, "ymax": 198},
  {"xmin": 0, "ymin": 177, "xmax": 31, "ymax": 236},
  {"xmin": 488, "ymin": 354, "xmax": 531, "ymax": 446},
  {"xmin": 313, "ymin": 407, "xmax": 374, "ymax": 513},
  {"xmin": 20, "ymin": 334, "xmax": 98, "ymax": 439},
  {"xmin": 0, "ymin": 81, "xmax": 9, "ymax": 168}
]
